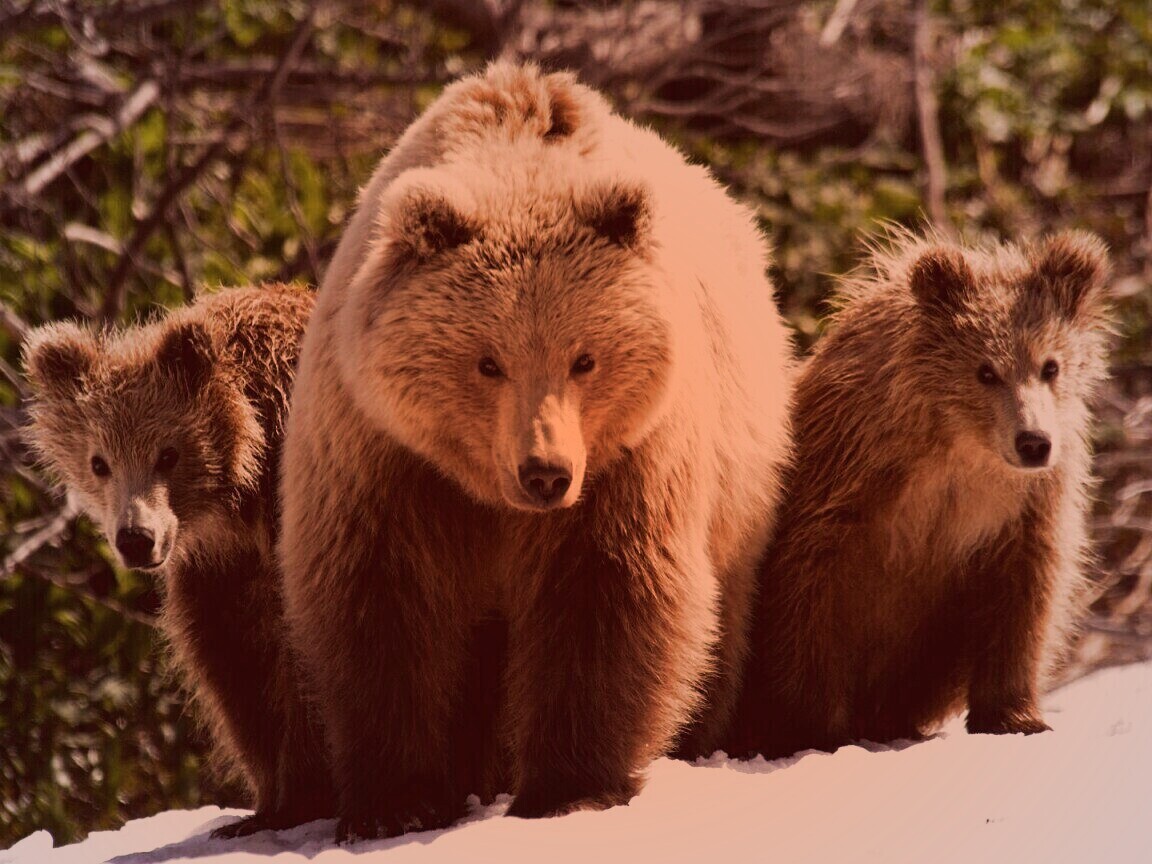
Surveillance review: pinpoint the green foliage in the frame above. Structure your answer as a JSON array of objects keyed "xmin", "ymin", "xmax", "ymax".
[
  {"xmin": 0, "ymin": 560, "xmax": 235, "ymax": 846},
  {"xmin": 700, "ymin": 141, "xmax": 923, "ymax": 345},
  {"xmin": 938, "ymin": 0, "xmax": 1152, "ymax": 359}
]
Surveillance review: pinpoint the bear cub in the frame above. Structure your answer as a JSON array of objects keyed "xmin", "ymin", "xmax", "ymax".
[
  {"xmin": 727, "ymin": 230, "xmax": 1111, "ymax": 759},
  {"xmin": 23, "ymin": 283, "xmax": 331, "ymax": 837}
]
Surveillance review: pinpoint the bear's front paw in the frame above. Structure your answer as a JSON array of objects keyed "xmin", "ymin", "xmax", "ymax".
[
  {"xmin": 966, "ymin": 707, "xmax": 1051, "ymax": 736},
  {"xmin": 507, "ymin": 778, "xmax": 637, "ymax": 819},
  {"xmin": 211, "ymin": 815, "xmax": 264, "ymax": 840},
  {"xmin": 211, "ymin": 809, "xmax": 307, "ymax": 839},
  {"xmin": 335, "ymin": 795, "xmax": 465, "ymax": 844},
  {"xmin": 207, "ymin": 815, "xmax": 283, "ymax": 843}
]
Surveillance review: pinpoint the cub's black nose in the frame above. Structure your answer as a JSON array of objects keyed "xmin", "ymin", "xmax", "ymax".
[
  {"xmin": 518, "ymin": 459, "xmax": 573, "ymax": 506},
  {"xmin": 116, "ymin": 527, "xmax": 157, "ymax": 568},
  {"xmin": 1015, "ymin": 431, "xmax": 1051, "ymax": 468}
]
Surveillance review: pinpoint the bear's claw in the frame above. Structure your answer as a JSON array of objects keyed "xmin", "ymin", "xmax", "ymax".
[
  {"xmin": 507, "ymin": 783, "xmax": 635, "ymax": 819},
  {"xmin": 335, "ymin": 798, "xmax": 464, "ymax": 844},
  {"xmin": 966, "ymin": 708, "xmax": 1051, "ymax": 736}
]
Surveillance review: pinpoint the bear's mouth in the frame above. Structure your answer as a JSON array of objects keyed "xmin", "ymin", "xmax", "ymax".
[{"xmin": 504, "ymin": 490, "xmax": 575, "ymax": 512}]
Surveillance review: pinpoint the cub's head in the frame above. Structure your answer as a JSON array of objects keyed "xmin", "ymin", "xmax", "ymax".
[
  {"xmin": 338, "ymin": 167, "xmax": 679, "ymax": 511},
  {"xmin": 907, "ymin": 231, "xmax": 1111, "ymax": 472},
  {"xmin": 23, "ymin": 319, "xmax": 263, "ymax": 570}
]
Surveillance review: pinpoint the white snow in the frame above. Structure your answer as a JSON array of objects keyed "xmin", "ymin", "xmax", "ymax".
[{"xmin": 9, "ymin": 660, "xmax": 1152, "ymax": 864}]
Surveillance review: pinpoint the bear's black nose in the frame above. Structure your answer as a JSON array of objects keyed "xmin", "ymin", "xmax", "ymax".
[
  {"xmin": 1015, "ymin": 431, "xmax": 1051, "ymax": 468},
  {"xmin": 116, "ymin": 527, "xmax": 157, "ymax": 568},
  {"xmin": 518, "ymin": 459, "xmax": 573, "ymax": 506}
]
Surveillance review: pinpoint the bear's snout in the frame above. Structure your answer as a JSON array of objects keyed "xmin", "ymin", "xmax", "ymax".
[
  {"xmin": 517, "ymin": 458, "xmax": 573, "ymax": 509},
  {"xmin": 115, "ymin": 526, "xmax": 162, "ymax": 569},
  {"xmin": 1014, "ymin": 431, "xmax": 1052, "ymax": 468}
]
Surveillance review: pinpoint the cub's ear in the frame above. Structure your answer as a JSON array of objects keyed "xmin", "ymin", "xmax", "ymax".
[
  {"xmin": 22, "ymin": 321, "xmax": 97, "ymax": 398},
  {"xmin": 157, "ymin": 320, "xmax": 216, "ymax": 391},
  {"xmin": 387, "ymin": 184, "xmax": 477, "ymax": 264},
  {"xmin": 909, "ymin": 246, "xmax": 976, "ymax": 311},
  {"xmin": 1034, "ymin": 230, "xmax": 1110, "ymax": 321},
  {"xmin": 578, "ymin": 181, "xmax": 652, "ymax": 250}
]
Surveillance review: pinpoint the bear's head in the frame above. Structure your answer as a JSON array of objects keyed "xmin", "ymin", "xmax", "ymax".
[
  {"xmin": 907, "ymin": 231, "xmax": 1110, "ymax": 473},
  {"xmin": 337, "ymin": 166, "xmax": 681, "ymax": 511},
  {"xmin": 23, "ymin": 318, "xmax": 264, "ymax": 570}
]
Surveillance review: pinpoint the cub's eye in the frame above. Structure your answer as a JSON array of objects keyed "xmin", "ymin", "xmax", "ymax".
[
  {"xmin": 570, "ymin": 354, "xmax": 596, "ymax": 375},
  {"xmin": 155, "ymin": 448, "xmax": 180, "ymax": 472},
  {"xmin": 478, "ymin": 357, "xmax": 504, "ymax": 378},
  {"xmin": 91, "ymin": 455, "xmax": 110, "ymax": 477},
  {"xmin": 977, "ymin": 364, "xmax": 1000, "ymax": 386},
  {"xmin": 1041, "ymin": 359, "xmax": 1059, "ymax": 382}
]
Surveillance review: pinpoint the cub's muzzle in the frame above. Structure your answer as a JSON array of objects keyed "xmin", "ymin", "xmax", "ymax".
[
  {"xmin": 1014, "ymin": 431, "xmax": 1051, "ymax": 469},
  {"xmin": 115, "ymin": 526, "xmax": 163, "ymax": 569}
]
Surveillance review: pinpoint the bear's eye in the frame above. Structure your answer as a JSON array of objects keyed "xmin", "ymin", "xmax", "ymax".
[
  {"xmin": 478, "ymin": 357, "xmax": 504, "ymax": 378},
  {"xmin": 1041, "ymin": 359, "xmax": 1059, "ymax": 382},
  {"xmin": 91, "ymin": 455, "xmax": 110, "ymax": 478},
  {"xmin": 977, "ymin": 364, "xmax": 1000, "ymax": 386},
  {"xmin": 570, "ymin": 354, "xmax": 596, "ymax": 376},
  {"xmin": 155, "ymin": 448, "xmax": 180, "ymax": 472}
]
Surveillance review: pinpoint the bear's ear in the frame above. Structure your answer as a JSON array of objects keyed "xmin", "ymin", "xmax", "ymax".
[
  {"xmin": 1033, "ymin": 230, "xmax": 1110, "ymax": 321},
  {"xmin": 390, "ymin": 187, "xmax": 477, "ymax": 264},
  {"xmin": 909, "ymin": 246, "xmax": 976, "ymax": 311},
  {"xmin": 543, "ymin": 76, "xmax": 579, "ymax": 140},
  {"xmin": 578, "ymin": 182, "xmax": 652, "ymax": 250},
  {"xmin": 22, "ymin": 321, "xmax": 96, "ymax": 398},
  {"xmin": 157, "ymin": 321, "xmax": 216, "ymax": 391}
]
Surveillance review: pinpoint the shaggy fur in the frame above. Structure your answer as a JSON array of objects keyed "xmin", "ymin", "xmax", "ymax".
[
  {"xmin": 725, "ymin": 230, "xmax": 1112, "ymax": 759},
  {"xmin": 279, "ymin": 62, "xmax": 794, "ymax": 843},
  {"xmin": 22, "ymin": 284, "xmax": 332, "ymax": 836}
]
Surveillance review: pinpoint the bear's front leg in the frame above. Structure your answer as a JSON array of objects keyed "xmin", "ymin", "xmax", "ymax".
[
  {"xmin": 165, "ymin": 555, "xmax": 286, "ymax": 825},
  {"xmin": 282, "ymin": 533, "xmax": 474, "ymax": 843},
  {"xmin": 965, "ymin": 513, "xmax": 1059, "ymax": 737},
  {"xmin": 505, "ymin": 491, "xmax": 715, "ymax": 818}
]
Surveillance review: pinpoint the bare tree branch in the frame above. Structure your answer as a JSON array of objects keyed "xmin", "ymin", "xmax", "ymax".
[
  {"xmin": 820, "ymin": 0, "xmax": 860, "ymax": 45},
  {"xmin": 0, "ymin": 0, "xmax": 210, "ymax": 38},
  {"xmin": 97, "ymin": 5, "xmax": 318, "ymax": 322},
  {"xmin": 912, "ymin": 0, "xmax": 955, "ymax": 238},
  {"xmin": 2, "ymin": 495, "xmax": 81, "ymax": 577},
  {"xmin": 271, "ymin": 109, "xmax": 321, "ymax": 285},
  {"xmin": 20, "ymin": 79, "xmax": 160, "ymax": 197}
]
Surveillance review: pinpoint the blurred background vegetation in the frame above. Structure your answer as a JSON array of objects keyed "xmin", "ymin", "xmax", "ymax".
[{"xmin": 1, "ymin": 0, "xmax": 1150, "ymax": 848}]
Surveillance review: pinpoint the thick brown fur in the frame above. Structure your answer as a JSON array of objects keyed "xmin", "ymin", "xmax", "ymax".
[
  {"xmin": 726, "ymin": 229, "xmax": 1112, "ymax": 759},
  {"xmin": 22, "ymin": 284, "xmax": 333, "ymax": 836},
  {"xmin": 279, "ymin": 62, "xmax": 794, "ymax": 842}
]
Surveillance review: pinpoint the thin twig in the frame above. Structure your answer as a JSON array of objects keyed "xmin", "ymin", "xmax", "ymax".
[
  {"xmin": 912, "ymin": 0, "xmax": 955, "ymax": 238},
  {"xmin": 0, "ymin": 301, "xmax": 30, "ymax": 343},
  {"xmin": 0, "ymin": 356, "xmax": 29, "ymax": 397},
  {"xmin": 12, "ymin": 561, "xmax": 158, "ymax": 626},
  {"xmin": 1144, "ymin": 172, "xmax": 1152, "ymax": 282},
  {"xmin": 271, "ymin": 110, "xmax": 321, "ymax": 284}
]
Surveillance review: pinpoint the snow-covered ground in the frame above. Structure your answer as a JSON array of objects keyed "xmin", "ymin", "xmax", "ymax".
[{"xmin": 9, "ymin": 660, "xmax": 1152, "ymax": 864}]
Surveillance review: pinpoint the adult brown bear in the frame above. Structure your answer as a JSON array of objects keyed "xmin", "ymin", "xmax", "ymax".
[{"xmin": 279, "ymin": 62, "xmax": 795, "ymax": 842}]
